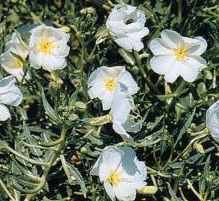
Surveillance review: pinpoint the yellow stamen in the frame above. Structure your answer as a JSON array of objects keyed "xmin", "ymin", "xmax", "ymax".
[
  {"xmin": 173, "ymin": 46, "xmax": 188, "ymax": 61},
  {"xmin": 37, "ymin": 38, "xmax": 57, "ymax": 54},
  {"xmin": 104, "ymin": 78, "xmax": 117, "ymax": 92},
  {"xmin": 107, "ymin": 171, "xmax": 121, "ymax": 186},
  {"xmin": 14, "ymin": 57, "xmax": 23, "ymax": 69}
]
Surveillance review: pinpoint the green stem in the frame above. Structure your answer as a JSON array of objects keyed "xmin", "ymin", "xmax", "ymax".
[
  {"xmin": 173, "ymin": 132, "xmax": 208, "ymax": 161},
  {"xmin": 24, "ymin": 127, "xmax": 68, "ymax": 201},
  {"xmin": 177, "ymin": 0, "xmax": 182, "ymax": 24},
  {"xmin": 6, "ymin": 146, "xmax": 48, "ymax": 167},
  {"xmin": 22, "ymin": 141, "xmax": 56, "ymax": 151},
  {"xmin": 0, "ymin": 179, "xmax": 16, "ymax": 201},
  {"xmin": 39, "ymin": 136, "xmax": 65, "ymax": 147},
  {"xmin": 133, "ymin": 52, "xmax": 160, "ymax": 94},
  {"xmin": 179, "ymin": 187, "xmax": 189, "ymax": 201},
  {"xmin": 147, "ymin": 167, "xmax": 171, "ymax": 178},
  {"xmin": 187, "ymin": 180, "xmax": 203, "ymax": 201}
]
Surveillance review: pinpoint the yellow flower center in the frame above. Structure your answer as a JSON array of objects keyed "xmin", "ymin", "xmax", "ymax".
[
  {"xmin": 107, "ymin": 171, "xmax": 121, "ymax": 186},
  {"xmin": 173, "ymin": 46, "xmax": 188, "ymax": 61},
  {"xmin": 104, "ymin": 78, "xmax": 117, "ymax": 92},
  {"xmin": 37, "ymin": 38, "xmax": 57, "ymax": 54},
  {"xmin": 14, "ymin": 57, "xmax": 23, "ymax": 69}
]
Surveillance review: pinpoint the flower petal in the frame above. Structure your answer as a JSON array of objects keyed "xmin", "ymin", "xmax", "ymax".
[
  {"xmin": 42, "ymin": 55, "xmax": 67, "ymax": 71},
  {"xmin": 101, "ymin": 91, "xmax": 114, "ymax": 110},
  {"xmin": 161, "ymin": 29, "xmax": 183, "ymax": 48},
  {"xmin": 0, "ymin": 76, "xmax": 16, "ymax": 92},
  {"xmin": 134, "ymin": 159, "xmax": 147, "ymax": 181},
  {"xmin": 114, "ymin": 37, "xmax": 133, "ymax": 51},
  {"xmin": 111, "ymin": 86, "xmax": 134, "ymax": 140},
  {"xmin": 0, "ymin": 51, "xmax": 25, "ymax": 80},
  {"xmin": 104, "ymin": 182, "xmax": 116, "ymax": 201},
  {"xmin": 184, "ymin": 36, "xmax": 207, "ymax": 55},
  {"xmin": 119, "ymin": 71, "xmax": 139, "ymax": 96},
  {"xmin": 179, "ymin": 57, "xmax": 206, "ymax": 82},
  {"xmin": 163, "ymin": 60, "xmax": 181, "ymax": 83},
  {"xmin": 0, "ymin": 104, "xmax": 11, "ymax": 121},
  {"xmin": 114, "ymin": 182, "xmax": 136, "ymax": 201},
  {"xmin": 111, "ymin": 86, "xmax": 133, "ymax": 124},
  {"xmin": 149, "ymin": 38, "xmax": 172, "ymax": 55},
  {"xmin": 28, "ymin": 52, "xmax": 42, "ymax": 69},
  {"xmin": 90, "ymin": 156, "xmax": 102, "ymax": 176},
  {"xmin": 150, "ymin": 55, "xmax": 175, "ymax": 75},
  {"xmin": 0, "ymin": 85, "xmax": 23, "ymax": 106},
  {"xmin": 99, "ymin": 147, "xmax": 122, "ymax": 182},
  {"xmin": 113, "ymin": 122, "xmax": 133, "ymax": 141},
  {"xmin": 5, "ymin": 32, "xmax": 28, "ymax": 59},
  {"xmin": 131, "ymin": 27, "xmax": 149, "ymax": 39},
  {"xmin": 206, "ymin": 101, "xmax": 219, "ymax": 141}
]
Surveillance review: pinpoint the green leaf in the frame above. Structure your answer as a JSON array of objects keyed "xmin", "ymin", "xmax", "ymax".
[
  {"xmin": 41, "ymin": 88, "xmax": 61, "ymax": 124},
  {"xmin": 60, "ymin": 155, "xmax": 87, "ymax": 198},
  {"xmin": 174, "ymin": 108, "xmax": 196, "ymax": 147}
]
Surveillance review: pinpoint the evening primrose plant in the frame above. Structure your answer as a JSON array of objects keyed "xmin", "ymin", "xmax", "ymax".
[{"xmin": 0, "ymin": 0, "xmax": 219, "ymax": 201}]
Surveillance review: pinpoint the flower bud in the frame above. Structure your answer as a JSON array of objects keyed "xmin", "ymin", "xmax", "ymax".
[
  {"xmin": 88, "ymin": 114, "xmax": 112, "ymax": 126},
  {"xmin": 137, "ymin": 186, "xmax": 158, "ymax": 195},
  {"xmin": 193, "ymin": 142, "xmax": 205, "ymax": 154},
  {"xmin": 59, "ymin": 26, "xmax": 71, "ymax": 33},
  {"xmin": 80, "ymin": 7, "xmax": 96, "ymax": 15}
]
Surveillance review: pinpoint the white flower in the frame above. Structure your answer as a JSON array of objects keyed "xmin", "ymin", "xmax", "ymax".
[
  {"xmin": 206, "ymin": 101, "xmax": 219, "ymax": 142},
  {"xmin": 149, "ymin": 29, "xmax": 207, "ymax": 83},
  {"xmin": 0, "ymin": 32, "xmax": 29, "ymax": 81},
  {"xmin": 29, "ymin": 24, "xmax": 70, "ymax": 71},
  {"xmin": 91, "ymin": 146, "xmax": 147, "ymax": 201},
  {"xmin": 5, "ymin": 32, "xmax": 28, "ymax": 59},
  {"xmin": 106, "ymin": 4, "xmax": 149, "ymax": 52},
  {"xmin": 0, "ymin": 76, "xmax": 23, "ymax": 121},
  {"xmin": 88, "ymin": 66, "xmax": 139, "ymax": 110},
  {"xmin": 111, "ymin": 86, "xmax": 134, "ymax": 141}
]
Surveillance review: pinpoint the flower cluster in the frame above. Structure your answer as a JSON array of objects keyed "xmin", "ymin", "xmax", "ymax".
[
  {"xmin": 88, "ymin": 66, "xmax": 139, "ymax": 140},
  {"xmin": 0, "ymin": 2, "xmax": 215, "ymax": 201},
  {"xmin": 0, "ymin": 24, "xmax": 70, "ymax": 120},
  {"xmin": 0, "ymin": 24, "xmax": 70, "ymax": 80}
]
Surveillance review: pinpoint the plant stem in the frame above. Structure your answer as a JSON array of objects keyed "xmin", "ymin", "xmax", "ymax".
[
  {"xmin": 147, "ymin": 166, "xmax": 171, "ymax": 178},
  {"xmin": 187, "ymin": 180, "xmax": 203, "ymax": 201},
  {"xmin": 177, "ymin": 0, "xmax": 182, "ymax": 24},
  {"xmin": 174, "ymin": 132, "xmax": 209, "ymax": 160},
  {"xmin": 24, "ymin": 127, "xmax": 68, "ymax": 201},
  {"xmin": 6, "ymin": 146, "xmax": 48, "ymax": 167},
  {"xmin": 0, "ymin": 179, "xmax": 16, "ymax": 201}
]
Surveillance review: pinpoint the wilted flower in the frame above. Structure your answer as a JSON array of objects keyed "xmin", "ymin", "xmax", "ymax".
[
  {"xmin": 106, "ymin": 4, "xmax": 149, "ymax": 52},
  {"xmin": 111, "ymin": 86, "xmax": 134, "ymax": 141},
  {"xmin": 0, "ymin": 76, "xmax": 23, "ymax": 121},
  {"xmin": 149, "ymin": 29, "xmax": 207, "ymax": 83},
  {"xmin": 88, "ymin": 66, "xmax": 139, "ymax": 110},
  {"xmin": 29, "ymin": 24, "xmax": 70, "ymax": 71},
  {"xmin": 0, "ymin": 32, "xmax": 29, "ymax": 81},
  {"xmin": 91, "ymin": 146, "xmax": 147, "ymax": 201},
  {"xmin": 206, "ymin": 101, "xmax": 219, "ymax": 142}
]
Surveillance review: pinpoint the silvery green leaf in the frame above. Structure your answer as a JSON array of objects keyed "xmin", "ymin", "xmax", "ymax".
[
  {"xmin": 123, "ymin": 114, "xmax": 143, "ymax": 133},
  {"xmin": 41, "ymin": 89, "xmax": 61, "ymax": 124},
  {"xmin": 60, "ymin": 155, "xmax": 87, "ymax": 198}
]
